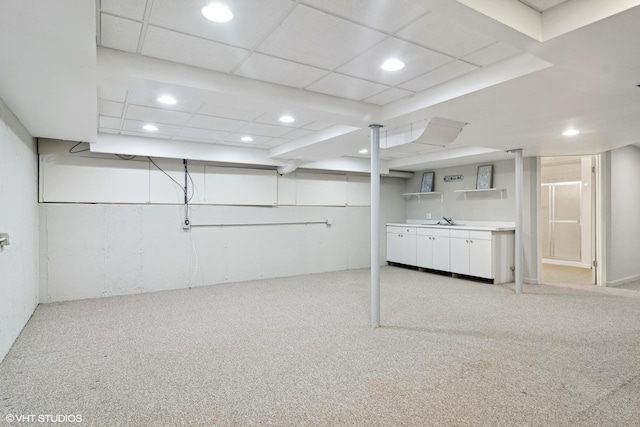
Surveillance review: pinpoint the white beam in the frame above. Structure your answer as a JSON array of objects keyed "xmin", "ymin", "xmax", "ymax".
[{"xmin": 92, "ymin": 133, "xmax": 286, "ymax": 167}]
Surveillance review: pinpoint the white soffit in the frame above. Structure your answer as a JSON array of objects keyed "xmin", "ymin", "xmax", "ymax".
[
  {"xmin": 0, "ymin": 0, "xmax": 97, "ymax": 142},
  {"xmin": 456, "ymin": 0, "xmax": 640, "ymax": 41}
]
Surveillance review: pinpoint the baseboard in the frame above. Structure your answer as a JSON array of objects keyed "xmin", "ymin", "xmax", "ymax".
[
  {"xmin": 524, "ymin": 277, "xmax": 540, "ymax": 285},
  {"xmin": 606, "ymin": 273, "xmax": 640, "ymax": 287}
]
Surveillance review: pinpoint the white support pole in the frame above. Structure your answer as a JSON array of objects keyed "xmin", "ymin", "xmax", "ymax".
[
  {"xmin": 514, "ymin": 149, "xmax": 524, "ymax": 294},
  {"xmin": 370, "ymin": 124, "xmax": 382, "ymax": 327}
]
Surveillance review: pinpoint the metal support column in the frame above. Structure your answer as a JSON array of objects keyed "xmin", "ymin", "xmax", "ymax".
[
  {"xmin": 514, "ymin": 149, "xmax": 524, "ymax": 294},
  {"xmin": 370, "ymin": 124, "xmax": 382, "ymax": 327}
]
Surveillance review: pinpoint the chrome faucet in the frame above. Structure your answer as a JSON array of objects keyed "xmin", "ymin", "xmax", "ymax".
[{"xmin": 442, "ymin": 217, "xmax": 454, "ymax": 225}]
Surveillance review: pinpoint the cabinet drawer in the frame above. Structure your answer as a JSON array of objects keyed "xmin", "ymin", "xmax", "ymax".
[
  {"xmin": 450, "ymin": 229, "xmax": 469, "ymax": 239},
  {"xmin": 470, "ymin": 231, "xmax": 492, "ymax": 240},
  {"xmin": 387, "ymin": 226, "xmax": 416, "ymax": 234}
]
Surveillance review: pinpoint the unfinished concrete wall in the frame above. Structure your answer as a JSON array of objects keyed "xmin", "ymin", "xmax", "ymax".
[{"xmin": 0, "ymin": 99, "xmax": 39, "ymax": 363}]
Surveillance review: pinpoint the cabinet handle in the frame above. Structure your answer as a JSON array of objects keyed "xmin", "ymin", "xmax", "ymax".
[
  {"xmin": 470, "ymin": 240, "xmax": 473, "ymax": 243},
  {"xmin": 465, "ymin": 239, "xmax": 469, "ymax": 243}
]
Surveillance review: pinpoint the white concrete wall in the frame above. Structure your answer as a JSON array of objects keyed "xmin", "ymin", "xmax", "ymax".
[
  {"xmin": 405, "ymin": 159, "xmax": 516, "ymax": 222},
  {"xmin": 0, "ymin": 99, "xmax": 39, "ymax": 363},
  {"xmin": 39, "ymin": 176, "xmax": 406, "ymax": 302},
  {"xmin": 606, "ymin": 145, "xmax": 640, "ymax": 286}
]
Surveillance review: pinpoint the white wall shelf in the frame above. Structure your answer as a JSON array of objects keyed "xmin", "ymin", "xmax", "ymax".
[
  {"xmin": 403, "ymin": 192, "xmax": 444, "ymax": 201},
  {"xmin": 453, "ymin": 188, "xmax": 505, "ymax": 200}
]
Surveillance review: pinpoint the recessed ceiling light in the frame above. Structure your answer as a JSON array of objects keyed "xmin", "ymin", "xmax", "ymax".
[
  {"xmin": 279, "ymin": 115, "xmax": 295, "ymax": 123},
  {"xmin": 202, "ymin": 3, "xmax": 233, "ymax": 23},
  {"xmin": 143, "ymin": 124, "xmax": 158, "ymax": 131},
  {"xmin": 157, "ymin": 95, "xmax": 177, "ymax": 105},
  {"xmin": 359, "ymin": 148, "xmax": 369, "ymax": 154},
  {"xmin": 562, "ymin": 129, "xmax": 580, "ymax": 136},
  {"xmin": 381, "ymin": 58, "xmax": 405, "ymax": 71},
  {"xmin": 241, "ymin": 136, "xmax": 253, "ymax": 142}
]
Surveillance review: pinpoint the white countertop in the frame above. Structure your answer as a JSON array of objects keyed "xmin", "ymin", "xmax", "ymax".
[{"xmin": 387, "ymin": 223, "xmax": 515, "ymax": 232}]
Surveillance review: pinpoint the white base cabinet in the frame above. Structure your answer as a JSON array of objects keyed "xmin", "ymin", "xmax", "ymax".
[
  {"xmin": 386, "ymin": 226, "xmax": 417, "ymax": 266},
  {"xmin": 387, "ymin": 225, "xmax": 515, "ymax": 284},
  {"xmin": 417, "ymin": 228, "xmax": 450, "ymax": 271}
]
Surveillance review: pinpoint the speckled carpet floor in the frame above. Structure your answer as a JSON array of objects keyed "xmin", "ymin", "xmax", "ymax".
[{"xmin": 1, "ymin": 267, "xmax": 640, "ymax": 426}]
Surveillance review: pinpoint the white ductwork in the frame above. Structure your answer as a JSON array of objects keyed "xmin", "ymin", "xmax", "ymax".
[
  {"xmin": 382, "ymin": 117, "xmax": 467, "ymax": 149},
  {"xmin": 276, "ymin": 160, "xmax": 299, "ymax": 175}
]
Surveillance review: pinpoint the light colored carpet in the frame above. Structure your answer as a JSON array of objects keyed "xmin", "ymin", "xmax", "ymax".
[
  {"xmin": 1, "ymin": 267, "xmax": 640, "ymax": 426},
  {"xmin": 617, "ymin": 280, "xmax": 640, "ymax": 292},
  {"xmin": 542, "ymin": 263, "xmax": 593, "ymax": 285}
]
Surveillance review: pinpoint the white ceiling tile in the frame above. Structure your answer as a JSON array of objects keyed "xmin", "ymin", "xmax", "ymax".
[
  {"xmin": 122, "ymin": 120, "xmax": 181, "ymax": 135},
  {"xmin": 100, "ymin": 14, "xmax": 142, "ymax": 53},
  {"xmin": 302, "ymin": 0, "xmax": 429, "ymax": 33},
  {"xmin": 234, "ymin": 53, "xmax": 328, "ymax": 88},
  {"xmin": 99, "ymin": 116, "xmax": 122, "ymax": 129},
  {"xmin": 125, "ymin": 105, "xmax": 192, "ymax": 126},
  {"xmin": 101, "ymin": 0, "xmax": 147, "ymax": 20},
  {"xmin": 399, "ymin": 61, "xmax": 478, "ymax": 92},
  {"xmin": 185, "ymin": 115, "xmax": 248, "ymax": 132},
  {"xmin": 236, "ymin": 122, "xmax": 294, "ymax": 137},
  {"xmin": 338, "ymin": 37, "xmax": 452, "ymax": 86},
  {"xmin": 149, "ymin": 0, "xmax": 294, "ymax": 49},
  {"xmin": 396, "ymin": 12, "xmax": 495, "ymax": 58},
  {"xmin": 281, "ymin": 128, "xmax": 314, "ymax": 139},
  {"xmin": 99, "ymin": 128, "xmax": 120, "ymax": 135},
  {"xmin": 217, "ymin": 140, "xmax": 262, "ymax": 149},
  {"xmin": 258, "ymin": 4, "xmax": 386, "ymax": 70},
  {"xmin": 177, "ymin": 127, "xmax": 228, "ymax": 141},
  {"xmin": 260, "ymin": 138, "xmax": 291, "ymax": 147},
  {"xmin": 363, "ymin": 88, "xmax": 413, "ymax": 105},
  {"xmin": 223, "ymin": 133, "xmax": 273, "ymax": 145},
  {"xmin": 121, "ymin": 130, "xmax": 172, "ymax": 139},
  {"xmin": 254, "ymin": 112, "xmax": 318, "ymax": 128},
  {"xmin": 197, "ymin": 103, "xmax": 265, "ymax": 122},
  {"xmin": 99, "ymin": 87, "xmax": 128, "ymax": 103},
  {"xmin": 99, "ymin": 100, "xmax": 124, "ymax": 117},
  {"xmin": 462, "ymin": 42, "xmax": 521, "ymax": 67},
  {"xmin": 302, "ymin": 121, "xmax": 332, "ymax": 131},
  {"xmin": 307, "ymin": 73, "xmax": 389, "ymax": 100},
  {"xmin": 127, "ymin": 89, "xmax": 203, "ymax": 113},
  {"xmin": 141, "ymin": 26, "xmax": 249, "ymax": 73}
]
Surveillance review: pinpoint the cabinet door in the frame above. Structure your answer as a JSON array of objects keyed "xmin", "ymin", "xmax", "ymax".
[
  {"xmin": 401, "ymin": 234, "xmax": 417, "ymax": 266},
  {"xmin": 450, "ymin": 237, "xmax": 470, "ymax": 275},
  {"xmin": 416, "ymin": 235, "xmax": 433, "ymax": 268},
  {"xmin": 387, "ymin": 232, "xmax": 402, "ymax": 263},
  {"xmin": 469, "ymin": 238, "xmax": 492, "ymax": 278},
  {"xmin": 432, "ymin": 235, "xmax": 450, "ymax": 271}
]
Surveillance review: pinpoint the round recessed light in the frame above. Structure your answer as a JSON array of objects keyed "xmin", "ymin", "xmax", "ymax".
[
  {"xmin": 143, "ymin": 124, "xmax": 158, "ymax": 131},
  {"xmin": 241, "ymin": 136, "xmax": 253, "ymax": 142},
  {"xmin": 157, "ymin": 95, "xmax": 177, "ymax": 105},
  {"xmin": 381, "ymin": 58, "xmax": 405, "ymax": 71},
  {"xmin": 562, "ymin": 129, "xmax": 580, "ymax": 136},
  {"xmin": 202, "ymin": 3, "xmax": 233, "ymax": 23},
  {"xmin": 279, "ymin": 115, "xmax": 295, "ymax": 123},
  {"xmin": 359, "ymin": 148, "xmax": 369, "ymax": 154}
]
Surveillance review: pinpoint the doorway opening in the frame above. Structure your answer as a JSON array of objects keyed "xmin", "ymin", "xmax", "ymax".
[{"xmin": 541, "ymin": 155, "xmax": 596, "ymax": 285}]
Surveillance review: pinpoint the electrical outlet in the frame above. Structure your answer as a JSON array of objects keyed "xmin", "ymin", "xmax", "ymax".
[
  {"xmin": 426, "ymin": 213, "xmax": 431, "ymax": 219},
  {"xmin": 182, "ymin": 219, "xmax": 191, "ymax": 230}
]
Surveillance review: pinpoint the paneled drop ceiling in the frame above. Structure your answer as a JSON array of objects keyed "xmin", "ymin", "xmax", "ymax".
[{"xmin": 2, "ymin": 0, "xmax": 640, "ymax": 173}]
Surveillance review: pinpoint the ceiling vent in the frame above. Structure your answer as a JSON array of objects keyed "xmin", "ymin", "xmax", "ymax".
[{"xmin": 382, "ymin": 117, "xmax": 467, "ymax": 149}]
